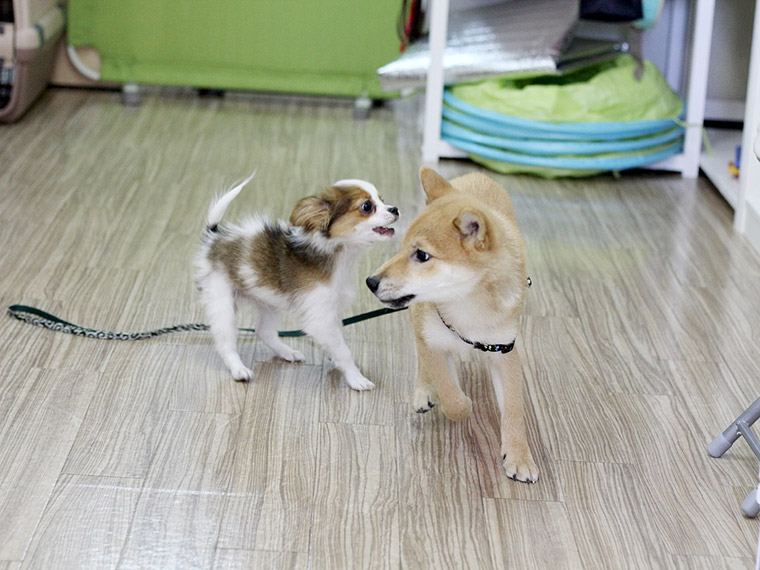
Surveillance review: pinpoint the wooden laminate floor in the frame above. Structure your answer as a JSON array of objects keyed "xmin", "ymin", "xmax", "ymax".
[{"xmin": 2, "ymin": 87, "xmax": 760, "ymax": 569}]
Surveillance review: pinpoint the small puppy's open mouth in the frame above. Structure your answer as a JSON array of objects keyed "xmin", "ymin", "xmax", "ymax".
[{"xmin": 373, "ymin": 226, "xmax": 395, "ymax": 237}]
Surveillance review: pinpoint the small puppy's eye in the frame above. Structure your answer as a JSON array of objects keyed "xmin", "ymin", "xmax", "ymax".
[
  {"xmin": 360, "ymin": 200, "xmax": 374, "ymax": 213},
  {"xmin": 414, "ymin": 249, "xmax": 431, "ymax": 262}
]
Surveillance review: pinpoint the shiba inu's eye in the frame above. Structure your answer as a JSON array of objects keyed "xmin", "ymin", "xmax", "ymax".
[
  {"xmin": 360, "ymin": 200, "xmax": 375, "ymax": 214},
  {"xmin": 414, "ymin": 249, "xmax": 431, "ymax": 263}
]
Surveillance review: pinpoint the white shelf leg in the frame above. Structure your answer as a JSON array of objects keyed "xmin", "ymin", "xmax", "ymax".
[
  {"xmin": 734, "ymin": 0, "xmax": 760, "ymax": 233},
  {"xmin": 422, "ymin": 0, "xmax": 450, "ymax": 164},
  {"xmin": 682, "ymin": 0, "xmax": 715, "ymax": 178}
]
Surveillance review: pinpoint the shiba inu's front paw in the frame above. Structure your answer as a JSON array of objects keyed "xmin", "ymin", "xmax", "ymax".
[
  {"xmin": 440, "ymin": 395, "xmax": 472, "ymax": 421},
  {"xmin": 502, "ymin": 450, "xmax": 539, "ymax": 483},
  {"xmin": 345, "ymin": 372, "xmax": 376, "ymax": 391},
  {"xmin": 413, "ymin": 386, "xmax": 438, "ymax": 414}
]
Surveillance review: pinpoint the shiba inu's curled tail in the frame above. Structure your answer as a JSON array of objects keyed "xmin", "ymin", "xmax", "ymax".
[{"xmin": 205, "ymin": 171, "xmax": 256, "ymax": 233}]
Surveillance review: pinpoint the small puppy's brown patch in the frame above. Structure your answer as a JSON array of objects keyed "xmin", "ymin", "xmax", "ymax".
[
  {"xmin": 208, "ymin": 234, "xmax": 249, "ymax": 291},
  {"xmin": 208, "ymin": 225, "xmax": 337, "ymax": 294},
  {"xmin": 249, "ymin": 225, "xmax": 335, "ymax": 292},
  {"xmin": 290, "ymin": 186, "xmax": 374, "ymax": 238}
]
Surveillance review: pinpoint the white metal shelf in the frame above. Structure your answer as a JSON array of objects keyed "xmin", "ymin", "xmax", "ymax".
[{"xmin": 421, "ymin": 0, "xmax": 717, "ymax": 180}]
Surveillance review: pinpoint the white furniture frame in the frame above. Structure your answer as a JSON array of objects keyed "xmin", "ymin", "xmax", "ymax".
[
  {"xmin": 734, "ymin": 0, "xmax": 760, "ymax": 245},
  {"xmin": 421, "ymin": 0, "xmax": 716, "ymax": 180}
]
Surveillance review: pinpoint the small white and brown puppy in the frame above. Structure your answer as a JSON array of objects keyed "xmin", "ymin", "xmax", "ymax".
[
  {"xmin": 366, "ymin": 167, "xmax": 538, "ymax": 482},
  {"xmin": 195, "ymin": 172, "xmax": 399, "ymax": 391}
]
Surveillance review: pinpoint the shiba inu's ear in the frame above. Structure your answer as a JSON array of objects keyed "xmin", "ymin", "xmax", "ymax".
[
  {"xmin": 420, "ymin": 166, "xmax": 454, "ymax": 204},
  {"xmin": 454, "ymin": 208, "xmax": 489, "ymax": 251},
  {"xmin": 290, "ymin": 195, "xmax": 332, "ymax": 232}
]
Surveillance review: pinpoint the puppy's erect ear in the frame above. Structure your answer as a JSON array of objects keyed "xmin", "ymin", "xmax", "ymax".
[
  {"xmin": 290, "ymin": 196, "xmax": 332, "ymax": 233},
  {"xmin": 420, "ymin": 166, "xmax": 454, "ymax": 204},
  {"xmin": 454, "ymin": 208, "xmax": 489, "ymax": 251}
]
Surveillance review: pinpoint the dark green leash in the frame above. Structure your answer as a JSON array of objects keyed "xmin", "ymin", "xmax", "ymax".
[{"xmin": 6, "ymin": 304, "xmax": 406, "ymax": 341}]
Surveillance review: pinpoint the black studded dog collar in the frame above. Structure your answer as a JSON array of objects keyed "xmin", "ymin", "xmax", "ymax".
[{"xmin": 436, "ymin": 309, "xmax": 515, "ymax": 354}]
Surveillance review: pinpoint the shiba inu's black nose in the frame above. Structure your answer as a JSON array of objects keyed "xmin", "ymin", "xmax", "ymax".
[
  {"xmin": 366, "ymin": 275, "xmax": 380, "ymax": 293},
  {"xmin": 387, "ymin": 206, "xmax": 399, "ymax": 217}
]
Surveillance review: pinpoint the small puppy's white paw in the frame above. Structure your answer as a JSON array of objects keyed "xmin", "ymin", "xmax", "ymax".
[
  {"xmin": 502, "ymin": 451, "xmax": 539, "ymax": 484},
  {"xmin": 230, "ymin": 364, "xmax": 254, "ymax": 382},
  {"xmin": 345, "ymin": 373, "xmax": 375, "ymax": 391},
  {"xmin": 413, "ymin": 386, "xmax": 438, "ymax": 414},
  {"xmin": 277, "ymin": 347, "xmax": 305, "ymax": 363}
]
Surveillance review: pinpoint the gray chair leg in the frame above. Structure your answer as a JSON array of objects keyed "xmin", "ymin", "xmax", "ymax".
[
  {"xmin": 708, "ymin": 397, "xmax": 760, "ymax": 458},
  {"xmin": 709, "ymin": 397, "xmax": 760, "ymax": 518},
  {"xmin": 742, "ymin": 488, "xmax": 760, "ymax": 518}
]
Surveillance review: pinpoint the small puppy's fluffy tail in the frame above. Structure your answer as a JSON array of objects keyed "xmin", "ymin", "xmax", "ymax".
[{"xmin": 206, "ymin": 171, "xmax": 256, "ymax": 232}]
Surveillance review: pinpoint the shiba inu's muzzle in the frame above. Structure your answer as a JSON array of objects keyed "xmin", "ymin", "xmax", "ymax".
[{"xmin": 365, "ymin": 276, "xmax": 415, "ymax": 309}]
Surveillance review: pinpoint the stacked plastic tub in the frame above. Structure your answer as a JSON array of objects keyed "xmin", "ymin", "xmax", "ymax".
[{"xmin": 441, "ymin": 55, "xmax": 685, "ymax": 177}]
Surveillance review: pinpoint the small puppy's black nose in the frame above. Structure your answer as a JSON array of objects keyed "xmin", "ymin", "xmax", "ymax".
[
  {"xmin": 387, "ymin": 206, "xmax": 399, "ymax": 217},
  {"xmin": 366, "ymin": 275, "xmax": 380, "ymax": 293}
]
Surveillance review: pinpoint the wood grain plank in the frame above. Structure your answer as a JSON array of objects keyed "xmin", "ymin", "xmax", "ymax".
[
  {"xmin": 310, "ymin": 423, "xmax": 399, "ymax": 569},
  {"xmin": 0, "ymin": 368, "xmax": 101, "ymax": 560},
  {"xmin": 522, "ymin": 270, "xmax": 581, "ymax": 319},
  {"xmin": 4, "ymin": 204, "xmax": 138, "ymax": 304},
  {"xmin": 557, "ymin": 461, "xmax": 665, "ymax": 568},
  {"xmin": 17, "ymin": 265, "xmax": 144, "ymax": 332},
  {"xmin": 125, "ymin": 230, "xmax": 200, "ymax": 309},
  {"xmin": 144, "ymin": 410, "xmax": 239, "ymax": 492},
  {"xmin": 218, "ymin": 362, "xmax": 322, "ymax": 552},
  {"xmin": 169, "ymin": 343, "xmax": 248, "ymax": 414},
  {"xmin": 118, "ymin": 490, "xmax": 225, "ymax": 570},
  {"xmin": 615, "ymin": 393, "xmax": 757, "ymax": 558},
  {"xmin": 522, "ymin": 353, "xmax": 632, "ymax": 464},
  {"xmin": 395, "ymin": 405, "xmax": 494, "ymax": 569},
  {"xmin": 1, "ymin": 295, "xmax": 111, "ymax": 367},
  {"xmin": 652, "ymin": 279, "xmax": 755, "ymax": 365},
  {"xmin": 62, "ymin": 343, "xmax": 185, "ymax": 478},
  {"xmin": 117, "ymin": 410, "xmax": 239, "ymax": 569},
  {"xmin": 0, "ymin": 303, "xmax": 112, "ymax": 423},
  {"xmin": 0, "ymin": 214, "xmax": 62, "ymax": 299},
  {"xmin": 482, "ymin": 498, "xmax": 583, "ymax": 569},
  {"xmin": 338, "ymin": 304, "xmax": 416, "ymax": 347},
  {"xmin": 520, "ymin": 315, "xmax": 599, "ymax": 379},
  {"xmin": 658, "ymin": 554, "xmax": 757, "ymax": 570},
  {"xmin": 320, "ymin": 337, "xmax": 416, "ymax": 426},
  {"xmin": 532, "ymin": 240, "xmax": 655, "ymax": 286},
  {"xmin": 21, "ymin": 475, "xmax": 142, "ymax": 570},
  {"xmin": 213, "ymin": 549, "xmax": 309, "ymax": 570},
  {"xmin": 569, "ymin": 276, "xmax": 678, "ymax": 395},
  {"xmin": 668, "ymin": 359, "xmax": 759, "ymax": 488},
  {"xmin": 95, "ymin": 182, "xmax": 177, "ymax": 273}
]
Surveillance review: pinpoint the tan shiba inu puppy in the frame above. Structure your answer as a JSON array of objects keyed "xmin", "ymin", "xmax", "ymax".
[{"xmin": 366, "ymin": 167, "xmax": 538, "ymax": 482}]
